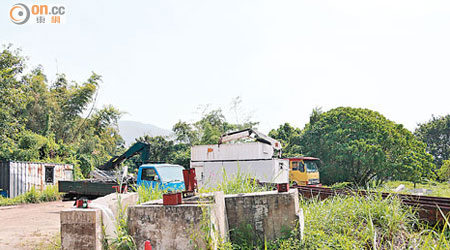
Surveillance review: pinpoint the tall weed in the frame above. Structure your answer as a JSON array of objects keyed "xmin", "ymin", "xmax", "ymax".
[
  {"xmin": 202, "ymin": 168, "xmax": 270, "ymax": 195},
  {"xmin": 108, "ymin": 197, "xmax": 137, "ymax": 250},
  {"xmin": 135, "ymin": 184, "xmax": 164, "ymax": 204},
  {"xmin": 0, "ymin": 185, "xmax": 61, "ymax": 206}
]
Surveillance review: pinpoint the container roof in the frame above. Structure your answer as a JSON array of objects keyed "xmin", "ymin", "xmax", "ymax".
[
  {"xmin": 286, "ymin": 157, "xmax": 320, "ymax": 161},
  {"xmin": 140, "ymin": 164, "xmax": 184, "ymax": 168}
]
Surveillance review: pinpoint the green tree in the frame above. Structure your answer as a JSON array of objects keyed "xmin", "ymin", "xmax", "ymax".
[
  {"xmin": 0, "ymin": 45, "xmax": 27, "ymax": 142},
  {"xmin": 125, "ymin": 135, "xmax": 189, "ymax": 173},
  {"xmin": 173, "ymin": 98, "xmax": 259, "ymax": 147},
  {"xmin": 0, "ymin": 45, "xmax": 124, "ymax": 179},
  {"xmin": 437, "ymin": 160, "xmax": 450, "ymax": 181},
  {"xmin": 49, "ymin": 73, "xmax": 100, "ymax": 142},
  {"xmin": 170, "ymin": 103, "xmax": 259, "ymax": 169},
  {"xmin": 21, "ymin": 66, "xmax": 53, "ymax": 135},
  {"xmin": 268, "ymin": 123, "xmax": 302, "ymax": 157},
  {"xmin": 415, "ymin": 115, "xmax": 450, "ymax": 179},
  {"xmin": 136, "ymin": 135, "xmax": 174, "ymax": 163},
  {"xmin": 299, "ymin": 107, "xmax": 434, "ymax": 186},
  {"xmin": 74, "ymin": 106, "xmax": 124, "ymax": 177},
  {"xmin": 173, "ymin": 121, "xmax": 198, "ymax": 145}
]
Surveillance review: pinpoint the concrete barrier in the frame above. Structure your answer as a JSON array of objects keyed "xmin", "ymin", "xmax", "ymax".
[
  {"xmin": 60, "ymin": 208, "xmax": 102, "ymax": 250},
  {"xmin": 225, "ymin": 189, "xmax": 303, "ymax": 243},
  {"xmin": 60, "ymin": 192, "xmax": 139, "ymax": 250},
  {"xmin": 128, "ymin": 191, "xmax": 227, "ymax": 250},
  {"xmin": 61, "ymin": 190, "xmax": 303, "ymax": 249}
]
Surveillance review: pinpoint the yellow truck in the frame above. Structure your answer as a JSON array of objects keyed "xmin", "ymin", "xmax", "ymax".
[{"xmin": 287, "ymin": 157, "xmax": 321, "ymax": 186}]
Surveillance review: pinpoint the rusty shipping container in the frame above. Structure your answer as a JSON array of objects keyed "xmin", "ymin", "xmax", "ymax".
[{"xmin": 0, "ymin": 161, "xmax": 73, "ymax": 198}]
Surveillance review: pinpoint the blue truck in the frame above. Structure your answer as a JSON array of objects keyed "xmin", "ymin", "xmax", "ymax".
[
  {"xmin": 59, "ymin": 142, "xmax": 185, "ymax": 200},
  {"xmin": 137, "ymin": 164, "xmax": 185, "ymax": 191}
]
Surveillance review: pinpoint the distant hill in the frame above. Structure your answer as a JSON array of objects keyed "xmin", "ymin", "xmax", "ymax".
[{"xmin": 118, "ymin": 120, "xmax": 173, "ymax": 145}]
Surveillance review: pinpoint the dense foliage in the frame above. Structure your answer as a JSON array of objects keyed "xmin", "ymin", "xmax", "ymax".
[
  {"xmin": 126, "ymin": 108, "xmax": 258, "ymax": 172},
  {"xmin": 268, "ymin": 123, "xmax": 302, "ymax": 157},
  {"xmin": 415, "ymin": 115, "xmax": 450, "ymax": 180},
  {"xmin": 0, "ymin": 45, "xmax": 124, "ymax": 178},
  {"xmin": 298, "ymin": 107, "xmax": 434, "ymax": 186}
]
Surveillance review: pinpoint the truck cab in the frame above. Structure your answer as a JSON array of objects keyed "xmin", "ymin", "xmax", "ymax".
[
  {"xmin": 137, "ymin": 164, "xmax": 185, "ymax": 191},
  {"xmin": 288, "ymin": 157, "xmax": 321, "ymax": 186}
]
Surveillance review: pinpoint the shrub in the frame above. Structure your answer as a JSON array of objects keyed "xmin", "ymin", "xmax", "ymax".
[
  {"xmin": 438, "ymin": 160, "xmax": 450, "ymax": 182},
  {"xmin": 39, "ymin": 185, "xmax": 61, "ymax": 202},
  {"xmin": 24, "ymin": 186, "xmax": 40, "ymax": 203},
  {"xmin": 135, "ymin": 184, "xmax": 164, "ymax": 204},
  {"xmin": 0, "ymin": 185, "xmax": 62, "ymax": 206}
]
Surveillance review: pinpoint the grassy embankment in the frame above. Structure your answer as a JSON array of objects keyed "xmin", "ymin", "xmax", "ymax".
[{"xmin": 0, "ymin": 186, "xmax": 61, "ymax": 206}]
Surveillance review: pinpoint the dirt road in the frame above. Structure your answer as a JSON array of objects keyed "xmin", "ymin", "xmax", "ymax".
[{"xmin": 0, "ymin": 201, "xmax": 73, "ymax": 250}]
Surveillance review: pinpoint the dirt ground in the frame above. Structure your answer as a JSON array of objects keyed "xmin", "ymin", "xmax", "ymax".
[{"xmin": 0, "ymin": 201, "xmax": 73, "ymax": 250}]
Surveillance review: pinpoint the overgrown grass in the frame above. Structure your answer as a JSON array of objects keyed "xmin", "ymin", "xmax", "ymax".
[
  {"xmin": 135, "ymin": 184, "xmax": 164, "ymax": 204},
  {"xmin": 0, "ymin": 185, "xmax": 61, "ymax": 206},
  {"xmin": 300, "ymin": 194, "xmax": 418, "ymax": 249},
  {"xmin": 133, "ymin": 173, "xmax": 450, "ymax": 249},
  {"xmin": 200, "ymin": 169, "xmax": 270, "ymax": 195},
  {"xmin": 379, "ymin": 180, "xmax": 450, "ymax": 197},
  {"xmin": 274, "ymin": 194, "xmax": 450, "ymax": 249}
]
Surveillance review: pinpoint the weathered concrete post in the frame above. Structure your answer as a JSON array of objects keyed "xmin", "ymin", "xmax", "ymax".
[
  {"xmin": 225, "ymin": 189, "xmax": 303, "ymax": 243},
  {"xmin": 60, "ymin": 193, "xmax": 139, "ymax": 250},
  {"xmin": 60, "ymin": 208, "xmax": 102, "ymax": 250}
]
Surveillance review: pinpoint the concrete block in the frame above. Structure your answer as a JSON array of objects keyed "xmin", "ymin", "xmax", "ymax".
[
  {"xmin": 128, "ymin": 191, "xmax": 227, "ymax": 250},
  {"xmin": 90, "ymin": 192, "xmax": 138, "ymax": 240},
  {"xmin": 60, "ymin": 208, "xmax": 102, "ymax": 250},
  {"xmin": 225, "ymin": 189, "xmax": 303, "ymax": 243},
  {"xmin": 211, "ymin": 191, "xmax": 229, "ymax": 241}
]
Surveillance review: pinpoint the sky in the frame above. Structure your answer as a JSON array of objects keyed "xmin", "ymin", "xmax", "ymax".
[{"xmin": 2, "ymin": 0, "xmax": 450, "ymax": 133}]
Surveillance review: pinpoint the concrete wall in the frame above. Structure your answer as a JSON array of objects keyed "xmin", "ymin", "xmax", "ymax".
[
  {"xmin": 225, "ymin": 189, "xmax": 303, "ymax": 243},
  {"xmin": 61, "ymin": 190, "xmax": 303, "ymax": 249},
  {"xmin": 60, "ymin": 209, "xmax": 102, "ymax": 250},
  {"xmin": 128, "ymin": 192, "xmax": 227, "ymax": 250},
  {"xmin": 60, "ymin": 192, "xmax": 139, "ymax": 250}
]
